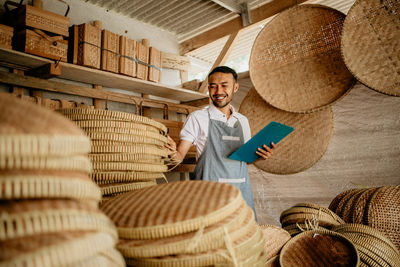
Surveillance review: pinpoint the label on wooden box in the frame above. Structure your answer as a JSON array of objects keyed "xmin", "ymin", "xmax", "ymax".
[
  {"xmin": 77, "ymin": 23, "xmax": 101, "ymax": 69},
  {"xmin": 0, "ymin": 24, "xmax": 13, "ymax": 49},
  {"xmin": 119, "ymin": 36, "xmax": 137, "ymax": 77},
  {"xmin": 14, "ymin": 29, "xmax": 68, "ymax": 62},
  {"xmin": 101, "ymin": 30, "xmax": 119, "ymax": 73}
]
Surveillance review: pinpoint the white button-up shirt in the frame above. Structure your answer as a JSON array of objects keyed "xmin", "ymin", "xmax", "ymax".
[{"xmin": 180, "ymin": 104, "xmax": 251, "ymax": 158}]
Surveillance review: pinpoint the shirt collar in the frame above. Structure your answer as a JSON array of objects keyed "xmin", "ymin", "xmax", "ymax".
[{"xmin": 208, "ymin": 103, "xmax": 238, "ymax": 119}]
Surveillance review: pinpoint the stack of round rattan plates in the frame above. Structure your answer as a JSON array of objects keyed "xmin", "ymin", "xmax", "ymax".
[
  {"xmin": 57, "ymin": 108, "xmax": 169, "ymax": 200},
  {"xmin": 100, "ymin": 180, "xmax": 267, "ymax": 266},
  {"xmin": 341, "ymin": 0, "xmax": 400, "ymax": 96},
  {"xmin": 0, "ymin": 93, "xmax": 124, "ymax": 266},
  {"xmin": 280, "ymin": 203, "xmax": 344, "ymax": 237},
  {"xmin": 260, "ymin": 225, "xmax": 291, "ymax": 265},
  {"xmin": 333, "ymin": 224, "xmax": 400, "ymax": 267},
  {"xmin": 279, "ymin": 229, "xmax": 360, "ymax": 266},
  {"xmin": 329, "ymin": 186, "xmax": 400, "ymax": 251}
]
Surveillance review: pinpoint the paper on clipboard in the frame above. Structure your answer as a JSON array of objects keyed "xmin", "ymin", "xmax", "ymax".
[{"xmin": 228, "ymin": 121, "xmax": 294, "ymax": 163}]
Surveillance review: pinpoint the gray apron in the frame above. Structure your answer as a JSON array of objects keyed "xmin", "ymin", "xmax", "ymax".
[{"xmin": 193, "ymin": 111, "xmax": 256, "ymax": 216}]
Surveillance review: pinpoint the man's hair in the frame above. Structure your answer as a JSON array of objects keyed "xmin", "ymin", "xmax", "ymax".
[{"xmin": 208, "ymin": 66, "xmax": 238, "ymax": 82}]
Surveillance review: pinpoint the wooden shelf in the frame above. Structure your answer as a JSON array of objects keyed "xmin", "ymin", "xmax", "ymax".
[{"xmin": 0, "ymin": 48, "xmax": 207, "ymax": 102}]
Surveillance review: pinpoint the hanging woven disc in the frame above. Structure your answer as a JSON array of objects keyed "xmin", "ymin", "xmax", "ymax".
[
  {"xmin": 341, "ymin": 0, "xmax": 400, "ymax": 96},
  {"xmin": 239, "ymin": 88, "xmax": 333, "ymax": 174},
  {"xmin": 249, "ymin": 4, "xmax": 356, "ymax": 113}
]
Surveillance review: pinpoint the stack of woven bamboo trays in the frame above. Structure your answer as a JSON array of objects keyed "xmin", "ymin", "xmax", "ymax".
[
  {"xmin": 329, "ymin": 186, "xmax": 400, "ymax": 251},
  {"xmin": 57, "ymin": 108, "xmax": 168, "ymax": 201},
  {"xmin": 259, "ymin": 224, "xmax": 291, "ymax": 266},
  {"xmin": 0, "ymin": 92, "xmax": 124, "ymax": 266},
  {"xmin": 100, "ymin": 180, "xmax": 267, "ymax": 266}
]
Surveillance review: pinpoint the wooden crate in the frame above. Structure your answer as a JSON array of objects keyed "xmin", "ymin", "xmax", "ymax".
[
  {"xmin": 0, "ymin": 24, "xmax": 13, "ymax": 49},
  {"xmin": 68, "ymin": 25, "xmax": 78, "ymax": 64},
  {"xmin": 101, "ymin": 30, "xmax": 119, "ymax": 73},
  {"xmin": 148, "ymin": 47, "xmax": 161, "ymax": 83},
  {"xmin": 77, "ymin": 23, "xmax": 101, "ymax": 69},
  {"xmin": 136, "ymin": 42, "xmax": 148, "ymax": 80},
  {"xmin": 13, "ymin": 29, "xmax": 68, "ymax": 62},
  {"xmin": 6, "ymin": 3, "xmax": 69, "ymax": 37},
  {"xmin": 119, "ymin": 36, "xmax": 137, "ymax": 77}
]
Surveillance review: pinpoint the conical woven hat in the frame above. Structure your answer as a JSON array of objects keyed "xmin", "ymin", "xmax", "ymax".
[
  {"xmin": 0, "ymin": 199, "xmax": 117, "ymax": 240},
  {"xmin": 72, "ymin": 248, "xmax": 125, "ymax": 267},
  {"xmin": 0, "ymin": 170, "xmax": 101, "ymax": 201},
  {"xmin": 0, "ymin": 93, "xmax": 90, "ymax": 157},
  {"xmin": 117, "ymin": 204, "xmax": 252, "ymax": 258},
  {"xmin": 0, "ymin": 231, "xmax": 116, "ymax": 266},
  {"xmin": 91, "ymin": 171, "xmax": 165, "ymax": 185},
  {"xmin": 57, "ymin": 108, "xmax": 167, "ymax": 133},
  {"xmin": 279, "ymin": 229, "xmax": 359, "ymax": 267},
  {"xmin": 260, "ymin": 225, "xmax": 291, "ymax": 260},
  {"xmin": 100, "ymin": 181, "xmax": 157, "ymax": 196},
  {"xmin": 249, "ymin": 4, "xmax": 355, "ymax": 113},
  {"xmin": 100, "ymin": 180, "xmax": 244, "ymax": 239},
  {"xmin": 239, "ymin": 88, "xmax": 333, "ymax": 174},
  {"xmin": 341, "ymin": 0, "xmax": 400, "ymax": 96},
  {"xmin": 365, "ymin": 186, "xmax": 400, "ymax": 250},
  {"xmin": 127, "ymin": 223, "xmax": 265, "ymax": 267}
]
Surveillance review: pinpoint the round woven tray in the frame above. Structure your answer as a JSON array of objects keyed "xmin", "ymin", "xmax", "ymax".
[
  {"xmin": 249, "ymin": 4, "xmax": 355, "ymax": 113},
  {"xmin": 92, "ymin": 162, "xmax": 167, "ymax": 172},
  {"xmin": 100, "ymin": 180, "xmax": 244, "ymax": 240},
  {"xmin": 86, "ymin": 130, "xmax": 167, "ymax": 143},
  {"xmin": 365, "ymin": 186, "xmax": 400, "ymax": 250},
  {"xmin": 239, "ymin": 88, "xmax": 333, "ymax": 174},
  {"xmin": 351, "ymin": 187, "xmax": 379, "ymax": 224},
  {"xmin": 335, "ymin": 189, "xmax": 363, "ymax": 218},
  {"xmin": 73, "ymin": 248, "xmax": 125, "ymax": 267},
  {"xmin": 294, "ymin": 203, "xmax": 345, "ymax": 224},
  {"xmin": 266, "ymin": 254, "xmax": 280, "ymax": 267},
  {"xmin": 91, "ymin": 171, "xmax": 165, "ymax": 185},
  {"xmin": 76, "ymin": 120, "xmax": 160, "ymax": 133},
  {"xmin": 341, "ymin": 0, "xmax": 400, "ymax": 96},
  {"xmin": 280, "ymin": 205, "xmax": 344, "ymax": 226},
  {"xmin": 259, "ymin": 224, "xmax": 291, "ymax": 260},
  {"xmin": 89, "ymin": 153, "xmax": 164, "ymax": 164},
  {"xmin": 90, "ymin": 143, "xmax": 167, "ymax": 157},
  {"xmin": 0, "ymin": 231, "xmax": 116, "ymax": 266},
  {"xmin": 0, "ymin": 170, "xmax": 101, "ymax": 201},
  {"xmin": 57, "ymin": 108, "xmax": 167, "ymax": 133},
  {"xmin": 279, "ymin": 229, "xmax": 359, "ymax": 267},
  {"xmin": 329, "ymin": 188, "xmax": 359, "ymax": 212},
  {"xmin": 117, "ymin": 204, "xmax": 252, "ymax": 258},
  {"xmin": 0, "ymin": 199, "xmax": 117, "ymax": 240},
  {"xmin": 0, "ymin": 155, "xmax": 92, "ymax": 173},
  {"xmin": 342, "ymin": 190, "xmax": 366, "ymax": 223},
  {"xmin": 0, "ymin": 92, "xmax": 86, "ymax": 136},
  {"xmin": 100, "ymin": 181, "xmax": 157, "ymax": 196}
]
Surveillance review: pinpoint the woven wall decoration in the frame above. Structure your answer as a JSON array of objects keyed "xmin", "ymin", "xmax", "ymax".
[
  {"xmin": 239, "ymin": 88, "xmax": 333, "ymax": 174},
  {"xmin": 250, "ymin": 4, "xmax": 356, "ymax": 113},
  {"xmin": 341, "ymin": 0, "xmax": 400, "ymax": 96}
]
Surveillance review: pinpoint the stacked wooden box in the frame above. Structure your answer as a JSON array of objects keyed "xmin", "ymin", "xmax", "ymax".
[
  {"xmin": 0, "ymin": 24, "xmax": 13, "ymax": 49},
  {"xmin": 6, "ymin": 1, "xmax": 69, "ymax": 61}
]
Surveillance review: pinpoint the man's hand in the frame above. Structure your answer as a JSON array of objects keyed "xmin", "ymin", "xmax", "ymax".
[
  {"xmin": 165, "ymin": 135, "xmax": 177, "ymax": 156},
  {"xmin": 256, "ymin": 142, "xmax": 276, "ymax": 160}
]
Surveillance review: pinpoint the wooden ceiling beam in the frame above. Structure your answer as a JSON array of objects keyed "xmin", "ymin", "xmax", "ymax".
[
  {"xmin": 179, "ymin": 0, "xmax": 308, "ymax": 55},
  {"xmin": 210, "ymin": 0, "xmax": 242, "ymax": 13}
]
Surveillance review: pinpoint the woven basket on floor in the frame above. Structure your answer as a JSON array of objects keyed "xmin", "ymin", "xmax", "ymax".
[
  {"xmin": 279, "ymin": 229, "xmax": 359, "ymax": 267},
  {"xmin": 341, "ymin": 0, "xmax": 400, "ymax": 96},
  {"xmin": 100, "ymin": 180, "xmax": 244, "ymax": 240},
  {"xmin": 249, "ymin": 4, "xmax": 355, "ymax": 113},
  {"xmin": 239, "ymin": 88, "xmax": 333, "ymax": 174}
]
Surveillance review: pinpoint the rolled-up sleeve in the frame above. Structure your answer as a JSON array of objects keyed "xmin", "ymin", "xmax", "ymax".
[{"xmin": 180, "ymin": 114, "xmax": 198, "ymax": 144}]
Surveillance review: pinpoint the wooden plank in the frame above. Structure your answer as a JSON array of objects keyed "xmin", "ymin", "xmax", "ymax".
[
  {"xmin": 119, "ymin": 36, "xmax": 137, "ymax": 77},
  {"xmin": 182, "ymin": 97, "xmax": 210, "ymax": 107},
  {"xmin": 0, "ymin": 71, "xmax": 199, "ymax": 114},
  {"xmin": 93, "ymin": 84, "xmax": 103, "ymax": 109},
  {"xmin": 148, "ymin": 47, "xmax": 161, "ymax": 82},
  {"xmin": 182, "ymin": 79, "xmax": 200, "ymax": 91},
  {"xmin": 0, "ymin": 47, "xmax": 207, "ymax": 102},
  {"xmin": 12, "ymin": 69, "xmax": 24, "ymax": 96},
  {"xmin": 198, "ymin": 31, "xmax": 240, "ymax": 93},
  {"xmin": 179, "ymin": 0, "xmax": 308, "ymax": 55},
  {"xmin": 179, "ymin": 70, "xmax": 188, "ymax": 83},
  {"xmin": 162, "ymin": 52, "xmax": 190, "ymax": 71},
  {"xmin": 26, "ymin": 63, "xmax": 61, "ymax": 79}
]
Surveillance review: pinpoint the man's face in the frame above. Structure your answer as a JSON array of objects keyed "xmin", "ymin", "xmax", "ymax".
[{"xmin": 208, "ymin": 72, "xmax": 239, "ymax": 108}]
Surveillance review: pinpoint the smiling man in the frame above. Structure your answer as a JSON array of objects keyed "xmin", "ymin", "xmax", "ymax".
[{"xmin": 166, "ymin": 66, "xmax": 275, "ymax": 216}]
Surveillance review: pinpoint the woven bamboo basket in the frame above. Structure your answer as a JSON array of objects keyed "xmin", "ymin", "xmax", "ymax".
[
  {"xmin": 72, "ymin": 248, "xmax": 126, "ymax": 267},
  {"xmin": 250, "ymin": 4, "xmax": 355, "ymax": 113},
  {"xmin": 279, "ymin": 229, "xmax": 359, "ymax": 266},
  {"xmin": 100, "ymin": 181, "xmax": 157, "ymax": 196},
  {"xmin": 341, "ymin": 0, "xmax": 400, "ymax": 96},
  {"xmin": 91, "ymin": 171, "xmax": 165, "ymax": 185},
  {"xmin": 259, "ymin": 224, "xmax": 291, "ymax": 261},
  {"xmin": 239, "ymin": 88, "xmax": 333, "ymax": 174}
]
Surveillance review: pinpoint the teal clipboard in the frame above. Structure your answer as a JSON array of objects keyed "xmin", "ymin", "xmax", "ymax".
[{"xmin": 228, "ymin": 121, "xmax": 294, "ymax": 163}]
